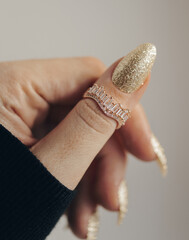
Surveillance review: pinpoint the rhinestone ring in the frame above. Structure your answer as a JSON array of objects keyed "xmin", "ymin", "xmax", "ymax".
[{"xmin": 83, "ymin": 84, "xmax": 130, "ymax": 129}]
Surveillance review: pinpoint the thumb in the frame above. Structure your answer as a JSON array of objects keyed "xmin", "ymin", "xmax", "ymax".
[{"xmin": 31, "ymin": 43, "xmax": 156, "ymax": 190}]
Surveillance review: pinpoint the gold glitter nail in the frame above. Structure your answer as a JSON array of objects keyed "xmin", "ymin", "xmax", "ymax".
[
  {"xmin": 112, "ymin": 43, "xmax": 157, "ymax": 93},
  {"xmin": 151, "ymin": 134, "xmax": 168, "ymax": 177},
  {"xmin": 118, "ymin": 180, "xmax": 128, "ymax": 225},
  {"xmin": 87, "ymin": 208, "xmax": 99, "ymax": 240}
]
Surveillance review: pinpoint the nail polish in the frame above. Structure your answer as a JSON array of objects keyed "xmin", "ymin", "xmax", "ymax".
[
  {"xmin": 112, "ymin": 43, "xmax": 157, "ymax": 93},
  {"xmin": 87, "ymin": 208, "xmax": 99, "ymax": 240},
  {"xmin": 151, "ymin": 134, "xmax": 168, "ymax": 176},
  {"xmin": 118, "ymin": 180, "xmax": 128, "ymax": 225}
]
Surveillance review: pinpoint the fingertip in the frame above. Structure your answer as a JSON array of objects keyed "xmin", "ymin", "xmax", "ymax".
[
  {"xmin": 95, "ymin": 179, "xmax": 120, "ymax": 211},
  {"xmin": 68, "ymin": 199, "xmax": 96, "ymax": 239}
]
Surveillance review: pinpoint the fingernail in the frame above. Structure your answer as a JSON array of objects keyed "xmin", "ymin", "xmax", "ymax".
[
  {"xmin": 112, "ymin": 43, "xmax": 157, "ymax": 93},
  {"xmin": 151, "ymin": 134, "xmax": 168, "ymax": 177},
  {"xmin": 118, "ymin": 180, "xmax": 128, "ymax": 225},
  {"xmin": 87, "ymin": 208, "xmax": 99, "ymax": 240}
]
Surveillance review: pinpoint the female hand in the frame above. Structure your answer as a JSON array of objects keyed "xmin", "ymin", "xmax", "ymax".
[{"xmin": 0, "ymin": 44, "xmax": 166, "ymax": 239}]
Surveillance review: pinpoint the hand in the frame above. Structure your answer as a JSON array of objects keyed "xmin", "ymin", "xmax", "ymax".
[{"xmin": 0, "ymin": 44, "xmax": 162, "ymax": 239}]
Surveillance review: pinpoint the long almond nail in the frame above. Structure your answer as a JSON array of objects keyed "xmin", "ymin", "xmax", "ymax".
[
  {"xmin": 112, "ymin": 43, "xmax": 156, "ymax": 93},
  {"xmin": 118, "ymin": 180, "xmax": 128, "ymax": 225},
  {"xmin": 87, "ymin": 208, "xmax": 99, "ymax": 240},
  {"xmin": 151, "ymin": 134, "xmax": 168, "ymax": 176}
]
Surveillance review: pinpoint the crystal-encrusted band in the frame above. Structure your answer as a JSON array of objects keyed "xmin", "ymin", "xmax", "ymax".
[{"xmin": 83, "ymin": 84, "xmax": 130, "ymax": 129}]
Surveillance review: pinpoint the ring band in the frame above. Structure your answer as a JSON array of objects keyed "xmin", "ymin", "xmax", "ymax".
[{"xmin": 83, "ymin": 84, "xmax": 130, "ymax": 129}]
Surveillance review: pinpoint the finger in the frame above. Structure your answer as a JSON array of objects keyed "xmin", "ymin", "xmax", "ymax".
[
  {"xmin": 94, "ymin": 135, "xmax": 127, "ymax": 211},
  {"xmin": 36, "ymin": 97, "xmax": 157, "ymax": 162},
  {"xmin": 31, "ymin": 43, "xmax": 157, "ymax": 190},
  {"xmin": 67, "ymin": 160, "xmax": 98, "ymax": 239},
  {"xmin": 67, "ymin": 135, "xmax": 127, "ymax": 238},
  {"xmin": 119, "ymin": 103, "xmax": 156, "ymax": 161},
  {"xmin": 32, "ymin": 57, "xmax": 106, "ymax": 104},
  {"xmin": 2, "ymin": 57, "xmax": 106, "ymax": 104},
  {"xmin": 32, "ymin": 104, "xmax": 73, "ymax": 140},
  {"xmin": 0, "ymin": 57, "xmax": 106, "ymax": 128}
]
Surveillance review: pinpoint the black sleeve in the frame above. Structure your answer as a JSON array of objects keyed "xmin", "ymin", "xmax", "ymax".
[{"xmin": 0, "ymin": 124, "xmax": 76, "ymax": 240}]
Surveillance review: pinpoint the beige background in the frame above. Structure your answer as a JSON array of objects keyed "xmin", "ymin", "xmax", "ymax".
[{"xmin": 0, "ymin": 0, "xmax": 188, "ymax": 239}]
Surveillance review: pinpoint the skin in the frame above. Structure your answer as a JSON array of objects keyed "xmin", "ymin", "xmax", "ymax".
[{"xmin": 0, "ymin": 57, "xmax": 156, "ymax": 239}]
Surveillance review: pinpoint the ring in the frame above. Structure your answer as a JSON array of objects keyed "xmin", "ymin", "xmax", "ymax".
[{"xmin": 83, "ymin": 84, "xmax": 131, "ymax": 129}]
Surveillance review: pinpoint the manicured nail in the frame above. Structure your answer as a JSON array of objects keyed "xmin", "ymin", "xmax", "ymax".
[
  {"xmin": 151, "ymin": 134, "xmax": 168, "ymax": 177},
  {"xmin": 87, "ymin": 208, "xmax": 99, "ymax": 240},
  {"xmin": 118, "ymin": 180, "xmax": 128, "ymax": 225},
  {"xmin": 112, "ymin": 43, "xmax": 157, "ymax": 93}
]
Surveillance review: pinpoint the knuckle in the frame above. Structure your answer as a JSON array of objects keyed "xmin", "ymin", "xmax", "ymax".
[
  {"xmin": 81, "ymin": 56, "xmax": 106, "ymax": 75},
  {"xmin": 74, "ymin": 99, "xmax": 115, "ymax": 135},
  {"xmin": 2, "ymin": 62, "xmax": 20, "ymax": 80},
  {"xmin": 0, "ymin": 61, "xmax": 28, "ymax": 85},
  {"xmin": 95, "ymin": 180, "xmax": 119, "ymax": 211}
]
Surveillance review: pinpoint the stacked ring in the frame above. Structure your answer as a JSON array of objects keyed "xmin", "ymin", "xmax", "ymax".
[{"xmin": 83, "ymin": 84, "xmax": 131, "ymax": 129}]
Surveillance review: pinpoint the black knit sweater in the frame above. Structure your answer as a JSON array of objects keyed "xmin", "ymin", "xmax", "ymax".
[{"xmin": 0, "ymin": 124, "xmax": 76, "ymax": 240}]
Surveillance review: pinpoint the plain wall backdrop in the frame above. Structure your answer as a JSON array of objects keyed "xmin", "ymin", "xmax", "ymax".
[{"xmin": 0, "ymin": 0, "xmax": 188, "ymax": 239}]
